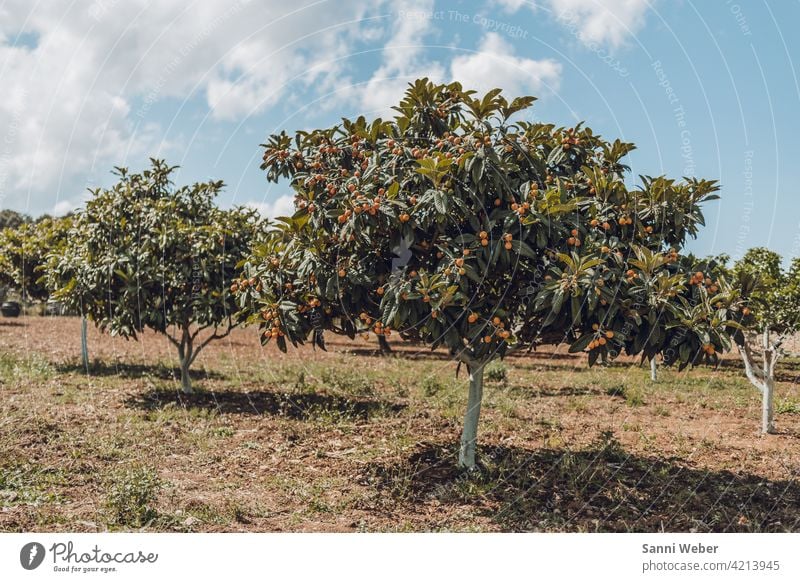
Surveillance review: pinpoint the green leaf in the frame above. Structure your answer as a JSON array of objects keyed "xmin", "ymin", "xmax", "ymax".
[{"xmin": 569, "ymin": 333, "xmax": 593, "ymax": 353}]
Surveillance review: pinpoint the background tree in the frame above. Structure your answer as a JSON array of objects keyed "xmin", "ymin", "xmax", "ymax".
[
  {"xmin": 644, "ymin": 252, "xmax": 732, "ymax": 383},
  {"xmin": 729, "ymin": 248, "xmax": 800, "ymax": 433},
  {"xmin": 0, "ymin": 209, "xmax": 31, "ymax": 231},
  {"xmin": 48, "ymin": 159, "xmax": 265, "ymax": 393},
  {"xmin": 0, "ymin": 216, "xmax": 72, "ymax": 303},
  {"xmin": 236, "ymin": 80, "xmax": 730, "ymax": 469}
]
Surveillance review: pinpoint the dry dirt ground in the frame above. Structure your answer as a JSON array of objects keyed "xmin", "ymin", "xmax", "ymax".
[{"xmin": 1, "ymin": 316, "xmax": 799, "ymax": 532}]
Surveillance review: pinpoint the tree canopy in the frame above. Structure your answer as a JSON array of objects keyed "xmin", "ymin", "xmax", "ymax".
[
  {"xmin": 0, "ymin": 216, "xmax": 72, "ymax": 301},
  {"xmin": 48, "ymin": 159, "xmax": 266, "ymax": 392},
  {"xmin": 235, "ymin": 79, "xmax": 736, "ymax": 466}
]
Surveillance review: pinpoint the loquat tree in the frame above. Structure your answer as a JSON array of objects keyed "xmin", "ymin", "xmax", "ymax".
[
  {"xmin": 236, "ymin": 79, "xmax": 734, "ymax": 468},
  {"xmin": 728, "ymin": 249, "xmax": 800, "ymax": 433},
  {"xmin": 0, "ymin": 209, "xmax": 31, "ymax": 231},
  {"xmin": 0, "ymin": 215, "xmax": 72, "ymax": 302},
  {"xmin": 47, "ymin": 159, "xmax": 266, "ymax": 393}
]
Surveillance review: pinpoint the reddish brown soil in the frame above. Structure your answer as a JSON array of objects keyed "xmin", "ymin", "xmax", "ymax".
[{"xmin": 1, "ymin": 316, "xmax": 798, "ymax": 532}]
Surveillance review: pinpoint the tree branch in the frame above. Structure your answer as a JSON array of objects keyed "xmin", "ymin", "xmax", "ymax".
[
  {"xmin": 165, "ymin": 332, "xmax": 180, "ymax": 348},
  {"xmin": 738, "ymin": 340, "xmax": 766, "ymax": 393},
  {"xmin": 188, "ymin": 320, "xmax": 235, "ymax": 367}
]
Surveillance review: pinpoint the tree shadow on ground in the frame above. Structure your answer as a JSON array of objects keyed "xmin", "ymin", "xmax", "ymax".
[
  {"xmin": 344, "ymin": 347, "xmax": 458, "ymax": 362},
  {"xmin": 56, "ymin": 361, "xmax": 226, "ymax": 381},
  {"xmin": 124, "ymin": 388, "xmax": 406, "ymax": 421},
  {"xmin": 720, "ymin": 356, "xmax": 800, "ymax": 373},
  {"xmin": 717, "ymin": 358, "xmax": 800, "ymax": 383},
  {"xmin": 361, "ymin": 436, "xmax": 800, "ymax": 532},
  {"xmin": 0, "ymin": 320, "xmax": 26, "ymax": 327},
  {"xmin": 775, "ymin": 372, "xmax": 800, "ymax": 384},
  {"xmin": 508, "ymin": 385, "xmax": 605, "ymax": 398}
]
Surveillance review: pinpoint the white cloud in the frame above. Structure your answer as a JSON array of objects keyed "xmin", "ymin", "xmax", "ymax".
[
  {"xmin": 551, "ymin": 0, "xmax": 650, "ymax": 48},
  {"xmin": 246, "ymin": 195, "xmax": 295, "ymax": 219},
  {"xmin": 342, "ymin": 1, "xmax": 561, "ymax": 116},
  {"xmin": 0, "ymin": 0, "xmax": 389, "ymax": 215},
  {"xmin": 499, "ymin": 0, "xmax": 650, "ymax": 48},
  {"xmin": 53, "ymin": 199, "xmax": 80, "ymax": 216},
  {"xmin": 450, "ymin": 33, "xmax": 561, "ymax": 97},
  {"xmin": 0, "ymin": 0, "xmax": 579, "ymax": 217},
  {"xmin": 493, "ymin": 0, "xmax": 534, "ymax": 12},
  {"xmin": 336, "ymin": 0, "xmax": 446, "ymax": 116}
]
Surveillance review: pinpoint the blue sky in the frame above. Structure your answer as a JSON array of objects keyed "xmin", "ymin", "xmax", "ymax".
[{"xmin": 0, "ymin": 0, "xmax": 798, "ymax": 262}]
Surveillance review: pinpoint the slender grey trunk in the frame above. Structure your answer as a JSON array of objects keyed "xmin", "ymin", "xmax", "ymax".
[
  {"xmin": 649, "ymin": 358, "xmax": 658, "ymax": 382},
  {"xmin": 761, "ymin": 329, "xmax": 775, "ymax": 434},
  {"xmin": 762, "ymin": 375, "xmax": 775, "ymax": 434},
  {"xmin": 458, "ymin": 359, "xmax": 487, "ymax": 469},
  {"xmin": 739, "ymin": 331, "xmax": 777, "ymax": 434},
  {"xmin": 180, "ymin": 359, "xmax": 192, "ymax": 394},
  {"xmin": 177, "ymin": 326, "xmax": 194, "ymax": 394},
  {"xmin": 81, "ymin": 317, "xmax": 89, "ymax": 371}
]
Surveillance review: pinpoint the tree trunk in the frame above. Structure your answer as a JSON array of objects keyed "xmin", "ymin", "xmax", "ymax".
[
  {"xmin": 458, "ymin": 360, "xmax": 486, "ymax": 469},
  {"xmin": 762, "ymin": 376, "xmax": 775, "ymax": 434},
  {"xmin": 177, "ymin": 327, "xmax": 194, "ymax": 394},
  {"xmin": 377, "ymin": 335, "xmax": 392, "ymax": 355},
  {"xmin": 649, "ymin": 358, "xmax": 658, "ymax": 382},
  {"xmin": 761, "ymin": 329, "xmax": 775, "ymax": 434},
  {"xmin": 739, "ymin": 334, "xmax": 777, "ymax": 435},
  {"xmin": 81, "ymin": 317, "xmax": 89, "ymax": 371},
  {"xmin": 180, "ymin": 359, "xmax": 193, "ymax": 394}
]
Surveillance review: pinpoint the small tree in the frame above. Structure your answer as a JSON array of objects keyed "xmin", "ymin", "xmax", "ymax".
[
  {"xmin": 730, "ymin": 249, "xmax": 800, "ymax": 433},
  {"xmin": 48, "ymin": 160, "xmax": 265, "ymax": 393},
  {"xmin": 0, "ymin": 209, "xmax": 31, "ymax": 231},
  {"xmin": 236, "ymin": 80, "xmax": 727, "ymax": 468},
  {"xmin": 0, "ymin": 216, "xmax": 72, "ymax": 303}
]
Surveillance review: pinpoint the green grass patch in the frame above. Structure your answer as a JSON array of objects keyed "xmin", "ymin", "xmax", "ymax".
[
  {"xmin": 0, "ymin": 352, "xmax": 54, "ymax": 383},
  {"xmin": 776, "ymin": 398, "xmax": 800, "ymax": 415},
  {"xmin": 0, "ymin": 462, "xmax": 65, "ymax": 507},
  {"xmin": 105, "ymin": 466, "xmax": 162, "ymax": 528}
]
